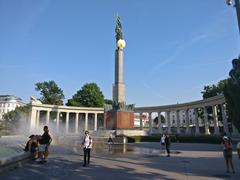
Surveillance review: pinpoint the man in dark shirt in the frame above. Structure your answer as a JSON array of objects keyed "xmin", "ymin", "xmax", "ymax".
[{"xmin": 39, "ymin": 126, "xmax": 52, "ymax": 162}]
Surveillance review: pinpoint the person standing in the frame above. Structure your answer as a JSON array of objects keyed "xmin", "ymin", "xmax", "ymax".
[
  {"xmin": 222, "ymin": 136, "xmax": 235, "ymax": 173},
  {"xmin": 81, "ymin": 131, "xmax": 93, "ymax": 166},
  {"xmin": 38, "ymin": 126, "xmax": 52, "ymax": 162},
  {"xmin": 165, "ymin": 134, "xmax": 171, "ymax": 157}
]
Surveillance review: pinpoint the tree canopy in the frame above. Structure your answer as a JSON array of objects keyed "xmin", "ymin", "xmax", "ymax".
[
  {"xmin": 201, "ymin": 58, "xmax": 240, "ymax": 132},
  {"xmin": 35, "ymin": 80, "xmax": 64, "ymax": 105},
  {"xmin": 67, "ymin": 83, "xmax": 105, "ymax": 107},
  {"xmin": 1, "ymin": 106, "xmax": 29, "ymax": 135}
]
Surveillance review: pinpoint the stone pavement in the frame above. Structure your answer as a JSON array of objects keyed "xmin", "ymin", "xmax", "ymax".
[{"xmin": 0, "ymin": 143, "xmax": 239, "ymax": 180}]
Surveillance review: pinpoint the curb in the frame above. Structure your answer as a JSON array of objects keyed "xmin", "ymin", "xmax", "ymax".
[{"xmin": 0, "ymin": 152, "xmax": 31, "ymax": 173}]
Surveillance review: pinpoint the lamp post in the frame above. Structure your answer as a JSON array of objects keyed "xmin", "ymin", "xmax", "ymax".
[{"xmin": 226, "ymin": 0, "xmax": 240, "ymax": 34}]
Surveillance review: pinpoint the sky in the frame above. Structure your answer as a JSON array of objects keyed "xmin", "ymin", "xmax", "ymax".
[{"xmin": 0, "ymin": 0, "xmax": 239, "ymax": 107}]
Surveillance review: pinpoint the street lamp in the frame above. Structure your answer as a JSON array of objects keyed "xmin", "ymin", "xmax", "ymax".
[{"xmin": 226, "ymin": 0, "xmax": 240, "ymax": 34}]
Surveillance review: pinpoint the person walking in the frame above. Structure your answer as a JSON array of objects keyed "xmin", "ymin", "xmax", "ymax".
[
  {"xmin": 81, "ymin": 130, "xmax": 93, "ymax": 166},
  {"xmin": 222, "ymin": 136, "xmax": 235, "ymax": 173},
  {"xmin": 165, "ymin": 134, "xmax": 171, "ymax": 157},
  {"xmin": 108, "ymin": 132, "xmax": 114, "ymax": 152},
  {"xmin": 38, "ymin": 126, "xmax": 52, "ymax": 163}
]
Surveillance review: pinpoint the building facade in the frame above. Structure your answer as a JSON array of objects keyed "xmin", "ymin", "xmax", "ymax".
[{"xmin": 0, "ymin": 95, "xmax": 25, "ymax": 120}]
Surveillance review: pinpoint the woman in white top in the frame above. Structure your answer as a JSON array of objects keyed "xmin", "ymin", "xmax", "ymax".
[{"xmin": 81, "ymin": 131, "xmax": 93, "ymax": 166}]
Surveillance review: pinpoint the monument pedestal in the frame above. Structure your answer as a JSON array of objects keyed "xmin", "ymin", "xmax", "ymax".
[{"xmin": 105, "ymin": 110, "xmax": 134, "ymax": 130}]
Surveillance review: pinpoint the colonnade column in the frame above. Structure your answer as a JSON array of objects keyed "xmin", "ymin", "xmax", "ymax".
[
  {"xmin": 29, "ymin": 108, "xmax": 37, "ymax": 132},
  {"xmin": 149, "ymin": 112, "xmax": 152, "ymax": 133},
  {"xmin": 212, "ymin": 105, "xmax": 219, "ymax": 135},
  {"xmin": 66, "ymin": 112, "xmax": 69, "ymax": 133},
  {"xmin": 176, "ymin": 110, "xmax": 180, "ymax": 134},
  {"xmin": 46, "ymin": 111, "xmax": 50, "ymax": 125},
  {"xmin": 94, "ymin": 113, "xmax": 97, "ymax": 131},
  {"xmin": 75, "ymin": 113, "xmax": 79, "ymax": 134},
  {"xmin": 194, "ymin": 108, "xmax": 200, "ymax": 134},
  {"xmin": 56, "ymin": 111, "xmax": 60, "ymax": 132},
  {"xmin": 221, "ymin": 104, "xmax": 229, "ymax": 135},
  {"xmin": 203, "ymin": 107, "xmax": 210, "ymax": 135},
  {"xmin": 185, "ymin": 109, "xmax": 190, "ymax": 134},
  {"xmin": 36, "ymin": 110, "xmax": 40, "ymax": 129},
  {"xmin": 85, "ymin": 113, "xmax": 88, "ymax": 130},
  {"xmin": 139, "ymin": 112, "xmax": 143, "ymax": 130},
  {"xmin": 166, "ymin": 111, "xmax": 171, "ymax": 134},
  {"xmin": 158, "ymin": 112, "xmax": 162, "ymax": 134}
]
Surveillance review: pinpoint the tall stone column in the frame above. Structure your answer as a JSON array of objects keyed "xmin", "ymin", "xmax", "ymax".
[
  {"xmin": 66, "ymin": 112, "xmax": 69, "ymax": 134},
  {"xmin": 85, "ymin": 113, "xmax": 88, "ymax": 131},
  {"xmin": 56, "ymin": 111, "xmax": 60, "ymax": 132},
  {"xmin": 221, "ymin": 104, "xmax": 229, "ymax": 135},
  {"xmin": 158, "ymin": 112, "xmax": 163, "ymax": 134},
  {"xmin": 194, "ymin": 108, "xmax": 200, "ymax": 134},
  {"xmin": 75, "ymin": 113, "xmax": 79, "ymax": 134},
  {"xmin": 203, "ymin": 107, "xmax": 210, "ymax": 135},
  {"xmin": 185, "ymin": 109, "xmax": 190, "ymax": 134},
  {"xmin": 46, "ymin": 110, "xmax": 50, "ymax": 125},
  {"xmin": 113, "ymin": 48, "xmax": 125, "ymax": 103},
  {"xmin": 36, "ymin": 110, "xmax": 40, "ymax": 129},
  {"xmin": 29, "ymin": 107, "xmax": 37, "ymax": 132},
  {"xmin": 166, "ymin": 111, "xmax": 171, "ymax": 134},
  {"xmin": 139, "ymin": 112, "xmax": 143, "ymax": 130},
  {"xmin": 94, "ymin": 113, "xmax": 98, "ymax": 131},
  {"xmin": 176, "ymin": 110, "xmax": 180, "ymax": 134},
  {"xmin": 149, "ymin": 112, "xmax": 152, "ymax": 133},
  {"xmin": 212, "ymin": 105, "xmax": 219, "ymax": 135}
]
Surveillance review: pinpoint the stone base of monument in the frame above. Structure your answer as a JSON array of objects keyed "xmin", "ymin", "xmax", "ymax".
[{"xmin": 105, "ymin": 111, "xmax": 134, "ymax": 130}]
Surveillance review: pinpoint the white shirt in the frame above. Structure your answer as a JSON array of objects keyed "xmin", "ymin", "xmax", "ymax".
[{"xmin": 82, "ymin": 135, "xmax": 93, "ymax": 149}]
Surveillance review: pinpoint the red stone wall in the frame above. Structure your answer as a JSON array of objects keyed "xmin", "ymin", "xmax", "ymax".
[{"xmin": 105, "ymin": 111, "xmax": 134, "ymax": 129}]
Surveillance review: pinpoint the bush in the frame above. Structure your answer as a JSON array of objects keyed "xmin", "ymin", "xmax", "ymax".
[{"xmin": 127, "ymin": 135, "xmax": 222, "ymax": 144}]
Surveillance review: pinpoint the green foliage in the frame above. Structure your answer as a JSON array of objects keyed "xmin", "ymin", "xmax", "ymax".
[
  {"xmin": 201, "ymin": 58, "xmax": 240, "ymax": 132},
  {"xmin": 224, "ymin": 79, "xmax": 240, "ymax": 132},
  {"xmin": 225, "ymin": 58, "xmax": 240, "ymax": 132},
  {"xmin": 175, "ymin": 135, "xmax": 222, "ymax": 144},
  {"xmin": 153, "ymin": 115, "xmax": 166, "ymax": 125},
  {"xmin": 115, "ymin": 16, "xmax": 123, "ymax": 41},
  {"xmin": 35, "ymin": 80, "xmax": 64, "ymax": 105},
  {"xmin": 0, "ymin": 106, "xmax": 29, "ymax": 134},
  {"xmin": 201, "ymin": 80, "xmax": 227, "ymax": 99},
  {"xmin": 104, "ymin": 99, "xmax": 113, "ymax": 105},
  {"xmin": 67, "ymin": 83, "xmax": 105, "ymax": 107},
  {"xmin": 126, "ymin": 135, "xmax": 222, "ymax": 144}
]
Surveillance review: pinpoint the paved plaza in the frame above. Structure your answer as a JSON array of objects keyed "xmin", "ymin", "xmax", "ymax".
[{"xmin": 0, "ymin": 142, "xmax": 239, "ymax": 180}]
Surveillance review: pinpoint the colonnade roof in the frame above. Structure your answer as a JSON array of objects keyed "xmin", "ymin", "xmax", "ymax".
[
  {"xmin": 134, "ymin": 95, "xmax": 225, "ymax": 113},
  {"xmin": 30, "ymin": 103, "xmax": 104, "ymax": 113}
]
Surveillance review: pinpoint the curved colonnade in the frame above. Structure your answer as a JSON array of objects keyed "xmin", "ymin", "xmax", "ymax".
[
  {"xmin": 135, "ymin": 95, "xmax": 234, "ymax": 135},
  {"xmin": 29, "ymin": 95, "xmax": 237, "ymax": 135}
]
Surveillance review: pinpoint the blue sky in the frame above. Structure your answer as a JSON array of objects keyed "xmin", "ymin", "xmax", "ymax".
[{"xmin": 0, "ymin": 0, "xmax": 239, "ymax": 106}]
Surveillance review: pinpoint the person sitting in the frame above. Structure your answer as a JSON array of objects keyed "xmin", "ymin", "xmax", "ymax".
[{"xmin": 24, "ymin": 135, "xmax": 39, "ymax": 160}]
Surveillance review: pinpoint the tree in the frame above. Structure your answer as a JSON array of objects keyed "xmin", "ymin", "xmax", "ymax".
[
  {"xmin": 224, "ymin": 58, "xmax": 240, "ymax": 132},
  {"xmin": 201, "ymin": 58, "xmax": 240, "ymax": 132},
  {"xmin": 201, "ymin": 79, "xmax": 227, "ymax": 99},
  {"xmin": 153, "ymin": 115, "xmax": 166, "ymax": 125},
  {"xmin": 67, "ymin": 83, "xmax": 105, "ymax": 107},
  {"xmin": 35, "ymin": 80, "xmax": 64, "ymax": 105},
  {"xmin": 1, "ymin": 106, "xmax": 29, "ymax": 134},
  {"xmin": 104, "ymin": 99, "xmax": 113, "ymax": 105}
]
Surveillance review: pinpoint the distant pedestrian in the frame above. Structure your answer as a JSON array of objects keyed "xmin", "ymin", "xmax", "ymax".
[
  {"xmin": 165, "ymin": 134, "xmax": 171, "ymax": 157},
  {"xmin": 222, "ymin": 136, "xmax": 235, "ymax": 173},
  {"xmin": 81, "ymin": 130, "xmax": 93, "ymax": 166},
  {"xmin": 160, "ymin": 134, "xmax": 165, "ymax": 146},
  {"xmin": 108, "ymin": 132, "xmax": 114, "ymax": 151}
]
